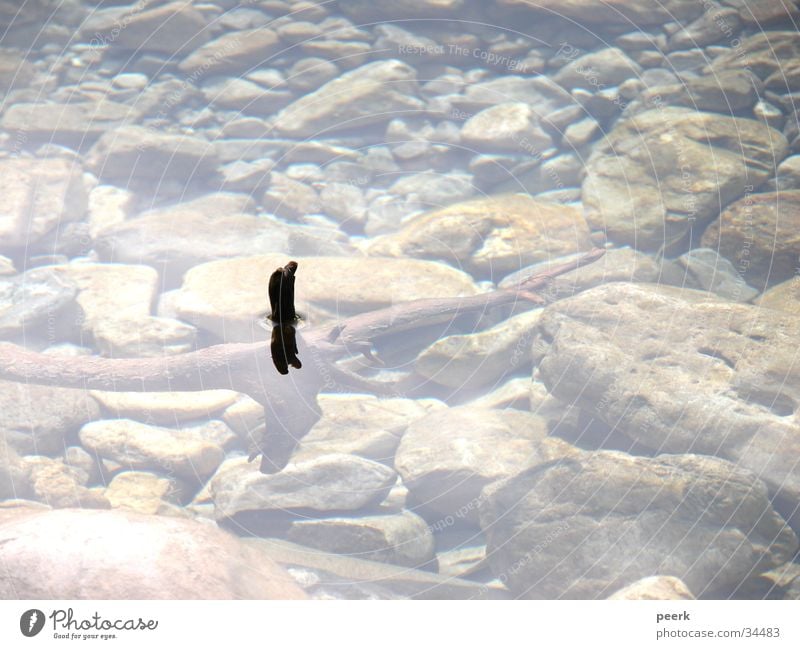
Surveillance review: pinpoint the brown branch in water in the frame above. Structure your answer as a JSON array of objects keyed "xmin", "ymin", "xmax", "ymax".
[
  {"xmin": 0, "ymin": 341, "xmax": 264, "ymax": 394},
  {"xmin": 318, "ymin": 248, "xmax": 606, "ymax": 351},
  {"xmin": 0, "ymin": 249, "xmax": 606, "ymax": 394}
]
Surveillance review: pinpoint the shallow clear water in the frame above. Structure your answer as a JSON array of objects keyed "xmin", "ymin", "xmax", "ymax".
[{"xmin": 1, "ymin": 0, "xmax": 799, "ymax": 600}]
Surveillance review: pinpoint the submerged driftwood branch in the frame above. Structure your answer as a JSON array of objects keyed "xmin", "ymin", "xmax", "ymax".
[
  {"xmin": 0, "ymin": 248, "xmax": 606, "ymax": 395},
  {"xmin": 0, "ymin": 248, "xmax": 605, "ymax": 472}
]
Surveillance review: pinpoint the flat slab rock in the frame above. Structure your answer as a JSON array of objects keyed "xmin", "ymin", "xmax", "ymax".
[
  {"xmin": 79, "ymin": 419, "xmax": 225, "ymax": 481},
  {"xmin": 174, "ymin": 254, "xmax": 482, "ymax": 341},
  {"xmin": 210, "ymin": 454, "xmax": 397, "ymax": 519},
  {"xmin": 286, "ymin": 509, "xmax": 435, "ymax": 568},
  {"xmin": 273, "ymin": 59, "xmax": 424, "ymax": 137}
]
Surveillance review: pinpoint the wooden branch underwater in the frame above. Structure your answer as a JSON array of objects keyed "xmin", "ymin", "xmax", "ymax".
[
  {"xmin": 0, "ymin": 248, "xmax": 606, "ymax": 394},
  {"xmin": 0, "ymin": 248, "xmax": 605, "ymax": 472}
]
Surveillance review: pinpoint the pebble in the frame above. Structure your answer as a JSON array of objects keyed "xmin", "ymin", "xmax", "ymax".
[{"xmin": 4, "ymin": 2, "xmax": 800, "ymax": 602}]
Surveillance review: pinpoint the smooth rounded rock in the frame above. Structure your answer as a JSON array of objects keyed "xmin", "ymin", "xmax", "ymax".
[
  {"xmin": 0, "ymin": 508, "xmax": 307, "ymax": 598},
  {"xmin": 582, "ymin": 107, "xmax": 788, "ymax": 251},
  {"xmin": 394, "ymin": 405, "xmax": 576, "ymax": 523},
  {"xmin": 368, "ymin": 194, "xmax": 593, "ymax": 279},
  {"xmin": 79, "ymin": 419, "xmax": 225, "ymax": 481},
  {"xmin": 701, "ymin": 190, "xmax": 800, "ymax": 288},
  {"xmin": 211, "ymin": 454, "xmax": 397, "ymax": 519},
  {"xmin": 480, "ymin": 452, "xmax": 797, "ymax": 598}
]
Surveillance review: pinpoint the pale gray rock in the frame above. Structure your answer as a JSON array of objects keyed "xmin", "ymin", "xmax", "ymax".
[
  {"xmin": 480, "ymin": 451, "xmax": 798, "ymax": 598},
  {"xmin": 201, "ymin": 77, "xmax": 293, "ymax": 115},
  {"xmin": 79, "ymin": 419, "xmax": 225, "ymax": 481},
  {"xmin": 178, "ymin": 28, "xmax": 281, "ymax": 76},
  {"xmin": 414, "ymin": 310, "xmax": 542, "ymax": 390},
  {"xmin": 174, "ymin": 254, "xmax": 481, "ymax": 340},
  {"xmin": 86, "ymin": 125, "xmax": 218, "ymax": 184},
  {"xmin": 0, "ymin": 508, "xmax": 307, "ymax": 598},
  {"xmin": 753, "ymin": 100, "xmax": 784, "ymax": 132},
  {"xmin": 287, "ymin": 510, "xmax": 435, "ymax": 568},
  {"xmin": 0, "ymin": 379, "xmax": 99, "ymax": 455},
  {"xmin": 0, "ymin": 158, "xmax": 87, "ymax": 250},
  {"xmin": 774, "ymin": 155, "xmax": 800, "ymax": 189},
  {"xmin": 701, "ymin": 190, "xmax": 800, "ymax": 287},
  {"xmin": 668, "ymin": 8, "xmax": 741, "ymax": 49},
  {"xmin": 461, "ymin": 103, "xmax": 552, "ymax": 153},
  {"xmin": 563, "ymin": 117, "xmax": 601, "ymax": 149},
  {"xmin": 0, "ymin": 268, "xmax": 77, "ymax": 339},
  {"xmin": 89, "ymin": 390, "xmax": 239, "ymax": 427},
  {"xmin": 582, "ymin": 107, "xmax": 788, "ymax": 251},
  {"xmin": 87, "ymin": 185, "xmax": 134, "ymax": 238},
  {"xmin": 553, "ymin": 47, "xmax": 642, "ymax": 90},
  {"xmin": 317, "ymin": 182, "xmax": 368, "ymax": 227},
  {"xmin": 103, "ymin": 471, "xmax": 185, "ymax": 515},
  {"xmin": 273, "ymin": 60, "xmax": 424, "ymax": 137},
  {"xmin": 0, "ymin": 101, "xmax": 135, "ymax": 147},
  {"xmin": 497, "ymin": 0, "xmax": 702, "ymax": 24},
  {"xmin": 80, "ymin": 1, "xmax": 210, "ymax": 56},
  {"xmin": 262, "ymin": 172, "xmax": 321, "ymax": 219},
  {"xmin": 210, "ymin": 454, "xmax": 397, "ymax": 519},
  {"xmin": 394, "ymin": 405, "xmax": 577, "ymax": 523},
  {"xmin": 287, "ymin": 57, "xmax": 339, "ymax": 92},
  {"xmin": 300, "ymin": 40, "xmax": 371, "ymax": 67},
  {"xmin": 276, "ymin": 21, "xmax": 323, "ymax": 43},
  {"xmin": 49, "ymin": 262, "xmax": 157, "ymax": 337},
  {"xmin": 295, "ymin": 395, "xmax": 445, "ymax": 464},
  {"xmin": 92, "ymin": 206, "xmax": 341, "ymax": 288},
  {"xmin": 709, "ymin": 31, "xmax": 800, "ymax": 80},
  {"xmin": 638, "ymin": 70, "xmax": 761, "ymax": 113},
  {"xmin": 367, "ymin": 194, "xmax": 593, "ymax": 279},
  {"xmin": 676, "ymin": 248, "xmax": 759, "ymax": 301},
  {"xmin": 451, "ymin": 76, "xmax": 572, "ymax": 117},
  {"xmin": 91, "ymin": 315, "xmax": 197, "ymax": 357},
  {"xmin": 469, "ymin": 377, "xmax": 532, "ymax": 410},
  {"xmin": 221, "ymin": 396, "xmax": 265, "ymax": 441},
  {"xmin": 531, "ymin": 282, "xmax": 800, "ymax": 518},
  {"xmin": 221, "ymin": 117, "xmax": 270, "ymax": 138},
  {"xmin": 338, "ymin": 0, "xmax": 464, "ymax": 21},
  {"xmin": 295, "ymin": 394, "xmax": 444, "ymax": 464},
  {"xmin": 219, "ymin": 159, "xmax": 274, "ymax": 193},
  {"xmin": 388, "ymin": 171, "xmax": 475, "ymax": 206}
]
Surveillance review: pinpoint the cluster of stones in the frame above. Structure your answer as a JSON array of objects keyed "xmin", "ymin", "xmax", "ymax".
[{"xmin": 1, "ymin": 0, "xmax": 800, "ymax": 599}]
